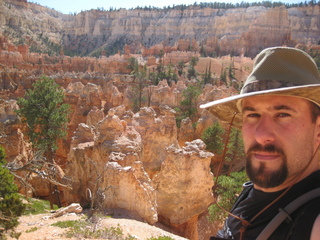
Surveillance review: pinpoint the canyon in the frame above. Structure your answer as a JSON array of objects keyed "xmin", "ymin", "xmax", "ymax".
[
  {"xmin": 0, "ymin": 40, "xmax": 241, "ymax": 238},
  {"xmin": 1, "ymin": 0, "xmax": 320, "ymax": 58},
  {"xmin": 1, "ymin": 0, "xmax": 320, "ymax": 239}
]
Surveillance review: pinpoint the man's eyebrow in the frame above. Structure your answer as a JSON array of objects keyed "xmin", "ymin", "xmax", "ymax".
[
  {"xmin": 242, "ymin": 106, "xmax": 255, "ymax": 112},
  {"xmin": 273, "ymin": 104, "xmax": 297, "ymax": 112},
  {"xmin": 242, "ymin": 104, "xmax": 297, "ymax": 112}
]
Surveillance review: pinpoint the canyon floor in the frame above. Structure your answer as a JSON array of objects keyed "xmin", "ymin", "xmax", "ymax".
[{"xmin": 6, "ymin": 209, "xmax": 188, "ymax": 240}]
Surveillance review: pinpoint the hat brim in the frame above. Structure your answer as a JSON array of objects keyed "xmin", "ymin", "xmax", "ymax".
[{"xmin": 200, "ymin": 84, "xmax": 320, "ymax": 129}]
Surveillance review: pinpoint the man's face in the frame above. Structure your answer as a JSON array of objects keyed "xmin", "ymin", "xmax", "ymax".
[{"xmin": 241, "ymin": 95, "xmax": 320, "ymax": 191}]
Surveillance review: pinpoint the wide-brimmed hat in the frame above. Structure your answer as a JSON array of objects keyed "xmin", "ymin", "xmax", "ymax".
[{"xmin": 200, "ymin": 46, "xmax": 320, "ymax": 128}]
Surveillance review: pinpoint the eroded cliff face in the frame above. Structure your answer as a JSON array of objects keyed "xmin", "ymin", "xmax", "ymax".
[
  {"xmin": 0, "ymin": 34, "xmax": 252, "ymax": 238},
  {"xmin": 0, "ymin": 99, "xmax": 28, "ymax": 162},
  {"xmin": 154, "ymin": 140, "xmax": 214, "ymax": 239},
  {"xmin": 59, "ymin": 5, "xmax": 319, "ymax": 57},
  {"xmin": 1, "ymin": 0, "xmax": 320, "ymax": 57},
  {"xmin": 3, "ymin": 1, "xmax": 315, "ymax": 238},
  {"xmin": 64, "ymin": 105, "xmax": 214, "ymax": 239}
]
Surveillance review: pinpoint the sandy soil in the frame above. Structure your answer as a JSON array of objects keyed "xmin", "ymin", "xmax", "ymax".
[{"xmin": 6, "ymin": 210, "xmax": 188, "ymax": 240}]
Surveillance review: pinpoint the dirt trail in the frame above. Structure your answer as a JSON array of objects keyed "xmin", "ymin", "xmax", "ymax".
[{"xmin": 7, "ymin": 211, "xmax": 188, "ymax": 240}]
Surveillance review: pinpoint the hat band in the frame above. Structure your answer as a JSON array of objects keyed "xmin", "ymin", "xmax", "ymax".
[{"xmin": 242, "ymin": 79, "xmax": 296, "ymax": 94}]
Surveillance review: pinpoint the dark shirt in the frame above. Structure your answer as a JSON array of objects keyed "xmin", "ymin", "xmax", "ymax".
[{"xmin": 216, "ymin": 170, "xmax": 320, "ymax": 240}]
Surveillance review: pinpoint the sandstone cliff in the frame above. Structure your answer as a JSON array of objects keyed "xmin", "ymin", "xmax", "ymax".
[
  {"xmin": 1, "ymin": 0, "xmax": 320, "ymax": 58},
  {"xmin": 63, "ymin": 105, "xmax": 215, "ymax": 239},
  {"xmin": 0, "ymin": 31, "xmax": 252, "ymax": 237},
  {"xmin": 3, "ymin": 1, "xmax": 319, "ymax": 238}
]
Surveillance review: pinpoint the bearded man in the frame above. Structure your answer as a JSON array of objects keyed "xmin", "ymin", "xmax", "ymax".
[{"xmin": 201, "ymin": 47, "xmax": 320, "ymax": 240}]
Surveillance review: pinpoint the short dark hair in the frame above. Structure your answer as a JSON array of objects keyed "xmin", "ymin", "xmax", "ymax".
[{"xmin": 310, "ymin": 101, "xmax": 320, "ymax": 123}]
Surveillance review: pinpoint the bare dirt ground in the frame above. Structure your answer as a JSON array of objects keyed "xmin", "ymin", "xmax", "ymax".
[{"xmin": 6, "ymin": 209, "xmax": 188, "ymax": 240}]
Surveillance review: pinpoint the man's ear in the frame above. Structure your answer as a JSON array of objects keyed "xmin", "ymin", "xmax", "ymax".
[{"xmin": 315, "ymin": 116, "xmax": 320, "ymax": 145}]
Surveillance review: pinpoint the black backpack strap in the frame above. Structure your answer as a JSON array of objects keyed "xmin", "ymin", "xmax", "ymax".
[
  {"xmin": 284, "ymin": 197, "xmax": 320, "ymax": 240},
  {"xmin": 256, "ymin": 187, "xmax": 320, "ymax": 240}
]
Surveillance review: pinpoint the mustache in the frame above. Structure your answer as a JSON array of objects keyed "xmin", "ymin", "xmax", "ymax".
[{"xmin": 247, "ymin": 144, "xmax": 285, "ymax": 156}]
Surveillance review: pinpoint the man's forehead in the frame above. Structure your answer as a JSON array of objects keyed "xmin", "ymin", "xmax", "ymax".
[{"xmin": 240, "ymin": 95, "xmax": 309, "ymax": 111}]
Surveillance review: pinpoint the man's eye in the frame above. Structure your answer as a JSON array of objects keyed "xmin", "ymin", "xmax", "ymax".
[
  {"xmin": 247, "ymin": 113, "xmax": 260, "ymax": 118},
  {"xmin": 277, "ymin": 113, "xmax": 291, "ymax": 117}
]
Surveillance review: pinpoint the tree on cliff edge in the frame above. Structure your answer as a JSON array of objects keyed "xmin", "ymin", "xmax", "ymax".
[
  {"xmin": 16, "ymin": 75, "xmax": 70, "ymax": 208},
  {"xmin": 0, "ymin": 146, "xmax": 25, "ymax": 238}
]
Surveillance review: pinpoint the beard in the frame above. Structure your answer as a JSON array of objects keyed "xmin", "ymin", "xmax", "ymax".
[{"xmin": 246, "ymin": 144, "xmax": 288, "ymax": 188}]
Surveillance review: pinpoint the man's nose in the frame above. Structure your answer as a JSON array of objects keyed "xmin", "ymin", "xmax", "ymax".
[{"xmin": 254, "ymin": 116, "xmax": 275, "ymax": 145}]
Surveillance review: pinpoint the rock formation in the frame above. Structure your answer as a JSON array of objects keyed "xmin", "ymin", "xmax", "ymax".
[
  {"xmin": 132, "ymin": 106, "xmax": 179, "ymax": 177},
  {"xmin": 0, "ymin": 33, "xmax": 254, "ymax": 237},
  {"xmin": 2, "ymin": 1, "xmax": 320, "ymax": 238},
  {"xmin": 153, "ymin": 139, "xmax": 214, "ymax": 239},
  {"xmin": 102, "ymin": 161, "xmax": 158, "ymax": 224},
  {"xmin": 0, "ymin": 36, "xmax": 253, "ymax": 238},
  {"xmin": 64, "ymin": 104, "xmax": 214, "ymax": 238},
  {"xmin": 1, "ymin": 0, "xmax": 320, "ymax": 58},
  {"xmin": 178, "ymin": 117, "xmax": 195, "ymax": 146},
  {"xmin": 0, "ymin": 99, "xmax": 28, "ymax": 162}
]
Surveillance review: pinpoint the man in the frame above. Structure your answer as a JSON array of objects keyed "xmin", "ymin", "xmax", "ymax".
[{"xmin": 200, "ymin": 47, "xmax": 320, "ymax": 240}]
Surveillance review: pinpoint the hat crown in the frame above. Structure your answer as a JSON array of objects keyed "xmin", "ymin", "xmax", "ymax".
[
  {"xmin": 241, "ymin": 47, "xmax": 320, "ymax": 94},
  {"xmin": 199, "ymin": 47, "xmax": 320, "ymax": 128}
]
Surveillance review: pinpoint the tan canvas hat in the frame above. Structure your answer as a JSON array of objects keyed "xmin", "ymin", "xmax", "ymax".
[{"xmin": 200, "ymin": 46, "xmax": 320, "ymax": 128}]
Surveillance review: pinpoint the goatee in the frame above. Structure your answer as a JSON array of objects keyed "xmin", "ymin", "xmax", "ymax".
[{"xmin": 246, "ymin": 144, "xmax": 288, "ymax": 188}]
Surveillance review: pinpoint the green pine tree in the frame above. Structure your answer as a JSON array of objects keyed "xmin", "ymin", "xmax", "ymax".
[
  {"xmin": 201, "ymin": 121, "xmax": 225, "ymax": 154},
  {"xmin": 177, "ymin": 60, "xmax": 185, "ymax": 77},
  {"xmin": 180, "ymin": 84, "xmax": 202, "ymax": 121},
  {"xmin": 187, "ymin": 57, "xmax": 199, "ymax": 80},
  {"xmin": 16, "ymin": 75, "xmax": 70, "ymax": 207},
  {"xmin": 203, "ymin": 63, "xmax": 212, "ymax": 85},
  {"xmin": 208, "ymin": 170, "xmax": 248, "ymax": 222},
  {"xmin": 130, "ymin": 63, "xmax": 148, "ymax": 112},
  {"xmin": 16, "ymin": 76, "xmax": 70, "ymax": 154},
  {"xmin": 225, "ymin": 127, "xmax": 245, "ymax": 174},
  {"xmin": 0, "ymin": 146, "xmax": 25, "ymax": 237}
]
